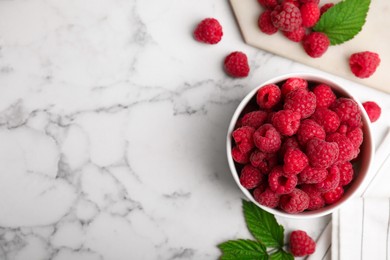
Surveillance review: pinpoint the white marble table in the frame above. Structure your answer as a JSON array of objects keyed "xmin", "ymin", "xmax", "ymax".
[{"xmin": 0, "ymin": 0, "xmax": 389, "ymax": 259}]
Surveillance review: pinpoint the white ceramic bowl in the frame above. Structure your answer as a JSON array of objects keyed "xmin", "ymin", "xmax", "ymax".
[{"xmin": 226, "ymin": 73, "xmax": 374, "ymax": 218}]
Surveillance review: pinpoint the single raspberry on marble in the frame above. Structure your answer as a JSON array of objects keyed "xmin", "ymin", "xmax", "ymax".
[
  {"xmin": 296, "ymin": 119, "xmax": 326, "ymax": 146},
  {"xmin": 272, "ymin": 109, "xmax": 301, "ymax": 136},
  {"xmin": 346, "ymin": 127, "xmax": 363, "ymax": 150},
  {"xmin": 283, "ymin": 27, "xmax": 306, "ymax": 42},
  {"xmin": 193, "ymin": 18, "xmax": 223, "ymax": 44},
  {"xmin": 224, "ymin": 51, "xmax": 250, "ymax": 78},
  {"xmin": 323, "ymin": 186, "xmax": 344, "ymax": 204},
  {"xmin": 302, "ymin": 32, "xmax": 330, "ymax": 58},
  {"xmin": 338, "ymin": 161, "xmax": 354, "ymax": 186},
  {"xmin": 330, "ymin": 98, "xmax": 362, "ymax": 128},
  {"xmin": 257, "ymin": 0, "xmax": 278, "ymax": 9},
  {"xmin": 271, "ymin": 2, "xmax": 303, "ymax": 32},
  {"xmin": 300, "ymin": 2, "xmax": 320, "ymax": 27},
  {"xmin": 280, "ymin": 188, "xmax": 310, "ymax": 213},
  {"xmin": 300, "ymin": 184, "xmax": 325, "ymax": 210},
  {"xmin": 254, "ymin": 188, "xmax": 280, "ymax": 208},
  {"xmin": 320, "ymin": 3, "xmax": 334, "ymax": 15},
  {"xmin": 299, "ymin": 166, "xmax": 327, "ymax": 184},
  {"xmin": 315, "ymin": 165, "xmax": 340, "ymax": 192},
  {"xmin": 269, "ymin": 166, "xmax": 298, "ymax": 194},
  {"xmin": 253, "ymin": 124, "xmax": 282, "ymax": 153},
  {"xmin": 232, "ymin": 126, "xmax": 255, "ymax": 154},
  {"xmin": 240, "ymin": 165, "xmax": 264, "ymax": 189},
  {"xmin": 257, "ymin": 84, "xmax": 282, "ymax": 109},
  {"xmin": 289, "ymin": 230, "xmax": 316, "ymax": 257},
  {"xmin": 232, "ymin": 146, "xmax": 250, "ymax": 164},
  {"xmin": 241, "ymin": 111, "xmax": 268, "ymax": 129},
  {"xmin": 250, "ymin": 150, "xmax": 278, "ymax": 174},
  {"xmin": 312, "ymin": 84, "xmax": 336, "ymax": 108},
  {"xmin": 306, "ymin": 138, "xmax": 339, "ymax": 169},
  {"xmin": 283, "ymin": 148, "xmax": 308, "ymax": 175},
  {"xmin": 349, "ymin": 51, "xmax": 381, "ymax": 79},
  {"xmin": 326, "ymin": 132, "xmax": 355, "ymax": 163},
  {"xmin": 363, "ymin": 101, "xmax": 381, "ymax": 122},
  {"xmin": 281, "ymin": 78, "xmax": 308, "ymax": 97},
  {"xmin": 284, "ymin": 89, "xmax": 316, "ymax": 119},
  {"xmin": 310, "ymin": 108, "xmax": 340, "ymax": 133},
  {"xmin": 258, "ymin": 10, "xmax": 278, "ymax": 35},
  {"xmin": 279, "ymin": 136, "xmax": 300, "ymax": 158}
]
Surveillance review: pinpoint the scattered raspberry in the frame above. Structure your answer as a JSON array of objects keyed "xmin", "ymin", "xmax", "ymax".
[
  {"xmin": 283, "ymin": 148, "xmax": 309, "ymax": 175},
  {"xmin": 241, "ymin": 111, "xmax": 268, "ymax": 129},
  {"xmin": 300, "ymin": 184, "xmax": 325, "ymax": 210},
  {"xmin": 224, "ymin": 51, "xmax": 250, "ymax": 78},
  {"xmin": 257, "ymin": 0, "xmax": 278, "ymax": 9},
  {"xmin": 320, "ymin": 3, "xmax": 334, "ymax": 15},
  {"xmin": 299, "ymin": 166, "xmax": 327, "ymax": 184},
  {"xmin": 315, "ymin": 165, "xmax": 340, "ymax": 192},
  {"xmin": 240, "ymin": 165, "xmax": 264, "ymax": 189},
  {"xmin": 296, "ymin": 119, "xmax": 326, "ymax": 146},
  {"xmin": 289, "ymin": 230, "xmax": 316, "ymax": 257},
  {"xmin": 253, "ymin": 124, "xmax": 282, "ymax": 153},
  {"xmin": 271, "ymin": 2, "xmax": 303, "ymax": 32},
  {"xmin": 258, "ymin": 10, "xmax": 278, "ymax": 35},
  {"xmin": 284, "ymin": 89, "xmax": 316, "ymax": 119},
  {"xmin": 280, "ymin": 188, "xmax": 310, "ymax": 213},
  {"xmin": 256, "ymin": 84, "xmax": 282, "ymax": 109},
  {"xmin": 254, "ymin": 188, "xmax": 280, "ymax": 208},
  {"xmin": 281, "ymin": 78, "xmax": 308, "ymax": 97},
  {"xmin": 306, "ymin": 138, "xmax": 339, "ymax": 169},
  {"xmin": 279, "ymin": 137, "xmax": 300, "ymax": 158},
  {"xmin": 330, "ymin": 98, "xmax": 362, "ymax": 128},
  {"xmin": 302, "ymin": 32, "xmax": 330, "ymax": 58},
  {"xmin": 312, "ymin": 84, "xmax": 336, "ymax": 108},
  {"xmin": 193, "ymin": 18, "xmax": 223, "ymax": 44},
  {"xmin": 310, "ymin": 108, "xmax": 340, "ymax": 133},
  {"xmin": 346, "ymin": 127, "xmax": 363, "ymax": 150},
  {"xmin": 272, "ymin": 110, "xmax": 301, "ymax": 136},
  {"xmin": 269, "ymin": 166, "xmax": 298, "ymax": 194},
  {"xmin": 349, "ymin": 51, "xmax": 381, "ymax": 79},
  {"xmin": 363, "ymin": 101, "xmax": 381, "ymax": 122},
  {"xmin": 338, "ymin": 161, "xmax": 354, "ymax": 186},
  {"xmin": 232, "ymin": 126, "xmax": 255, "ymax": 154},
  {"xmin": 250, "ymin": 150, "xmax": 278, "ymax": 174},
  {"xmin": 300, "ymin": 3, "xmax": 320, "ymax": 27},
  {"xmin": 323, "ymin": 186, "xmax": 344, "ymax": 204},
  {"xmin": 283, "ymin": 27, "xmax": 306, "ymax": 42},
  {"xmin": 232, "ymin": 146, "xmax": 250, "ymax": 164},
  {"xmin": 327, "ymin": 132, "xmax": 355, "ymax": 163}
]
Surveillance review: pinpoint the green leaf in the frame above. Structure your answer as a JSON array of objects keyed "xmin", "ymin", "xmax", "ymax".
[
  {"xmin": 242, "ymin": 200, "xmax": 284, "ymax": 248},
  {"xmin": 313, "ymin": 0, "xmax": 371, "ymax": 45},
  {"xmin": 270, "ymin": 250, "xmax": 294, "ymax": 260},
  {"xmin": 218, "ymin": 239, "xmax": 268, "ymax": 260}
]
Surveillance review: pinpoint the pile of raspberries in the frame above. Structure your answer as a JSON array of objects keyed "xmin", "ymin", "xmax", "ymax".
[{"xmin": 231, "ymin": 77, "xmax": 370, "ymax": 213}]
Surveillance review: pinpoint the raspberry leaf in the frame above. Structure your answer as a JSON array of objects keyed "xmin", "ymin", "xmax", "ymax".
[
  {"xmin": 270, "ymin": 250, "xmax": 294, "ymax": 260},
  {"xmin": 218, "ymin": 239, "xmax": 268, "ymax": 260},
  {"xmin": 313, "ymin": 0, "xmax": 370, "ymax": 45},
  {"xmin": 242, "ymin": 200, "xmax": 284, "ymax": 247}
]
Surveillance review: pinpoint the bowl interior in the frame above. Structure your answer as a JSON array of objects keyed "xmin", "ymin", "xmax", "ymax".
[{"xmin": 226, "ymin": 73, "xmax": 374, "ymax": 219}]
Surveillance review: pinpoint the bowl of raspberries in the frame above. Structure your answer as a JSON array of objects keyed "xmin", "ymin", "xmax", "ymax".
[{"xmin": 227, "ymin": 73, "xmax": 374, "ymax": 218}]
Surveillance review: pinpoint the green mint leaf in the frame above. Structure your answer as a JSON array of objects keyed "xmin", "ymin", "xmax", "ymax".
[
  {"xmin": 270, "ymin": 250, "xmax": 294, "ymax": 260},
  {"xmin": 242, "ymin": 200, "xmax": 284, "ymax": 248},
  {"xmin": 218, "ymin": 239, "xmax": 268, "ymax": 260},
  {"xmin": 313, "ymin": 0, "xmax": 371, "ymax": 45}
]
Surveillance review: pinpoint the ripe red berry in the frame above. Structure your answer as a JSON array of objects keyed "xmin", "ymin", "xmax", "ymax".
[
  {"xmin": 312, "ymin": 84, "xmax": 336, "ymax": 108},
  {"xmin": 269, "ymin": 166, "xmax": 298, "ymax": 194},
  {"xmin": 271, "ymin": 2, "xmax": 302, "ymax": 32},
  {"xmin": 296, "ymin": 119, "xmax": 326, "ymax": 146},
  {"xmin": 256, "ymin": 84, "xmax": 282, "ymax": 109},
  {"xmin": 280, "ymin": 188, "xmax": 310, "ymax": 213},
  {"xmin": 283, "ymin": 27, "xmax": 306, "ymax": 42},
  {"xmin": 310, "ymin": 108, "xmax": 340, "ymax": 133},
  {"xmin": 326, "ymin": 133, "xmax": 355, "ymax": 163},
  {"xmin": 289, "ymin": 230, "xmax": 316, "ymax": 256},
  {"xmin": 272, "ymin": 109, "xmax": 301, "ymax": 136},
  {"xmin": 349, "ymin": 51, "xmax": 381, "ymax": 78},
  {"xmin": 300, "ymin": 2, "xmax": 320, "ymax": 27},
  {"xmin": 257, "ymin": 0, "xmax": 278, "ymax": 9},
  {"xmin": 315, "ymin": 165, "xmax": 340, "ymax": 192},
  {"xmin": 338, "ymin": 161, "xmax": 354, "ymax": 186},
  {"xmin": 330, "ymin": 98, "xmax": 362, "ymax": 128},
  {"xmin": 232, "ymin": 146, "xmax": 250, "ymax": 164},
  {"xmin": 363, "ymin": 101, "xmax": 381, "ymax": 122},
  {"xmin": 281, "ymin": 78, "xmax": 308, "ymax": 96},
  {"xmin": 346, "ymin": 127, "xmax": 363, "ymax": 150},
  {"xmin": 232, "ymin": 126, "xmax": 255, "ymax": 154},
  {"xmin": 320, "ymin": 3, "xmax": 334, "ymax": 15},
  {"xmin": 302, "ymin": 32, "xmax": 330, "ymax": 58},
  {"xmin": 299, "ymin": 166, "xmax": 327, "ymax": 184},
  {"xmin": 253, "ymin": 124, "xmax": 282, "ymax": 153},
  {"xmin": 323, "ymin": 186, "xmax": 344, "ymax": 204},
  {"xmin": 254, "ymin": 188, "xmax": 280, "ymax": 208},
  {"xmin": 258, "ymin": 10, "xmax": 278, "ymax": 35},
  {"xmin": 193, "ymin": 18, "xmax": 223, "ymax": 44},
  {"xmin": 284, "ymin": 89, "xmax": 316, "ymax": 119},
  {"xmin": 240, "ymin": 165, "xmax": 264, "ymax": 189},
  {"xmin": 283, "ymin": 148, "xmax": 308, "ymax": 175},
  {"xmin": 250, "ymin": 150, "xmax": 278, "ymax": 174},
  {"xmin": 224, "ymin": 51, "xmax": 250, "ymax": 78},
  {"xmin": 306, "ymin": 138, "xmax": 339, "ymax": 169},
  {"xmin": 241, "ymin": 111, "xmax": 268, "ymax": 129}
]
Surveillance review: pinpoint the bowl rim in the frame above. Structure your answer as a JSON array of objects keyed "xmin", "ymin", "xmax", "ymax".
[{"xmin": 226, "ymin": 72, "xmax": 375, "ymax": 219}]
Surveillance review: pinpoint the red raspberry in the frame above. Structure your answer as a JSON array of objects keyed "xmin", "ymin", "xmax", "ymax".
[
  {"xmin": 289, "ymin": 230, "xmax": 316, "ymax": 257},
  {"xmin": 232, "ymin": 126, "xmax": 255, "ymax": 154},
  {"xmin": 250, "ymin": 150, "xmax": 278, "ymax": 174},
  {"xmin": 240, "ymin": 165, "xmax": 264, "ymax": 189},
  {"xmin": 337, "ymin": 124, "xmax": 348, "ymax": 135},
  {"xmin": 284, "ymin": 89, "xmax": 316, "ymax": 119},
  {"xmin": 296, "ymin": 119, "xmax": 326, "ymax": 146},
  {"xmin": 256, "ymin": 84, "xmax": 282, "ymax": 109},
  {"xmin": 258, "ymin": 10, "xmax": 278, "ymax": 35},
  {"xmin": 330, "ymin": 98, "xmax": 362, "ymax": 128},
  {"xmin": 253, "ymin": 124, "xmax": 282, "ymax": 153},
  {"xmin": 271, "ymin": 2, "xmax": 303, "ymax": 32},
  {"xmin": 326, "ymin": 132, "xmax": 355, "ymax": 163},
  {"xmin": 315, "ymin": 165, "xmax": 340, "ymax": 192},
  {"xmin": 346, "ymin": 127, "xmax": 363, "ymax": 150},
  {"xmin": 279, "ymin": 137, "xmax": 300, "ymax": 158},
  {"xmin": 281, "ymin": 78, "xmax": 308, "ymax": 97},
  {"xmin": 283, "ymin": 148, "xmax": 309, "ymax": 175},
  {"xmin": 338, "ymin": 161, "xmax": 354, "ymax": 186},
  {"xmin": 283, "ymin": 0, "xmax": 300, "ymax": 8},
  {"xmin": 312, "ymin": 84, "xmax": 336, "ymax": 108},
  {"xmin": 323, "ymin": 186, "xmax": 344, "ymax": 204},
  {"xmin": 254, "ymin": 188, "xmax": 280, "ymax": 208},
  {"xmin": 300, "ymin": 3, "xmax": 320, "ymax": 27},
  {"xmin": 300, "ymin": 184, "xmax": 325, "ymax": 210},
  {"xmin": 257, "ymin": 0, "xmax": 278, "ymax": 9},
  {"xmin": 302, "ymin": 32, "xmax": 330, "ymax": 58},
  {"xmin": 224, "ymin": 51, "xmax": 250, "ymax": 78},
  {"xmin": 306, "ymin": 138, "xmax": 339, "ymax": 169},
  {"xmin": 269, "ymin": 166, "xmax": 298, "ymax": 194},
  {"xmin": 320, "ymin": 3, "xmax": 334, "ymax": 15},
  {"xmin": 283, "ymin": 27, "xmax": 306, "ymax": 42},
  {"xmin": 193, "ymin": 18, "xmax": 223, "ymax": 44},
  {"xmin": 272, "ymin": 110, "xmax": 301, "ymax": 136},
  {"xmin": 299, "ymin": 166, "xmax": 327, "ymax": 184},
  {"xmin": 363, "ymin": 101, "xmax": 381, "ymax": 122},
  {"xmin": 280, "ymin": 188, "xmax": 310, "ymax": 213},
  {"xmin": 232, "ymin": 146, "xmax": 250, "ymax": 164},
  {"xmin": 310, "ymin": 108, "xmax": 340, "ymax": 133},
  {"xmin": 349, "ymin": 51, "xmax": 381, "ymax": 78},
  {"xmin": 241, "ymin": 111, "xmax": 268, "ymax": 129}
]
